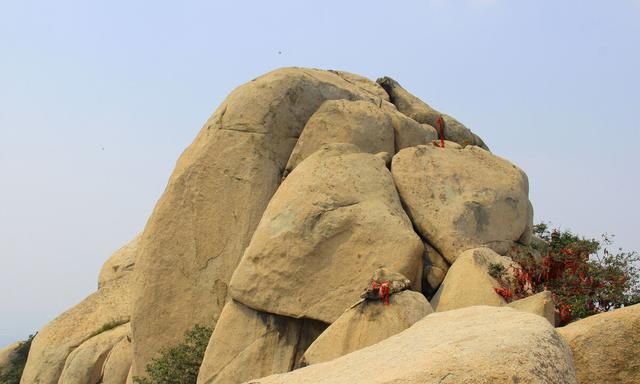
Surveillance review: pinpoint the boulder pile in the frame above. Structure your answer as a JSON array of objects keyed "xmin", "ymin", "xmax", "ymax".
[{"xmin": 7, "ymin": 68, "xmax": 638, "ymax": 384}]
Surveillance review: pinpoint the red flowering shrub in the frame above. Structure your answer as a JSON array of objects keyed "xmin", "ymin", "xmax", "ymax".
[{"xmin": 493, "ymin": 223, "xmax": 640, "ymax": 325}]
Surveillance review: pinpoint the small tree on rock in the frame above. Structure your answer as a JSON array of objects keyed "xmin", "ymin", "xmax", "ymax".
[
  {"xmin": 494, "ymin": 223, "xmax": 640, "ymax": 325},
  {"xmin": 133, "ymin": 324, "xmax": 212, "ymax": 384}
]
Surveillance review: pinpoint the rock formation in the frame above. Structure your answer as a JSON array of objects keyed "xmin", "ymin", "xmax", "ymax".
[
  {"xmin": 229, "ymin": 143, "xmax": 423, "ymax": 323},
  {"xmin": 300, "ymin": 290, "xmax": 432, "ymax": 366},
  {"xmin": 507, "ymin": 290, "xmax": 556, "ymax": 326},
  {"xmin": 430, "ymin": 247, "xmax": 518, "ymax": 312},
  {"xmin": 21, "ymin": 236, "xmax": 138, "ymax": 384},
  {"xmin": 16, "ymin": 67, "xmax": 636, "ymax": 384},
  {"xmin": 558, "ymin": 304, "xmax": 640, "ymax": 384},
  {"xmin": 249, "ymin": 306, "xmax": 577, "ymax": 384},
  {"xmin": 128, "ymin": 68, "xmax": 397, "ymax": 377},
  {"xmin": 392, "ymin": 143, "xmax": 533, "ymax": 264}
]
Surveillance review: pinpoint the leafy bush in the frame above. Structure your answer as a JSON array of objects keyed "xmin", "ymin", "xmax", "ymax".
[
  {"xmin": 0, "ymin": 333, "xmax": 35, "ymax": 384},
  {"xmin": 487, "ymin": 262, "xmax": 506, "ymax": 280},
  {"xmin": 133, "ymin": 324, "xmax": 212, "ymax": 384},
  {"xmin": 494, "ymin": 223, "xmax": 640, "ymax": 325}
]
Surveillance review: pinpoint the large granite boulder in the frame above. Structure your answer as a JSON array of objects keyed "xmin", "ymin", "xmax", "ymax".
[
  {"xmin": 558, "ymin": 304, "xmax": 640, "ymax": 384},
  {"xmin": 392, "ymin": 143, "xmax": 532, "ymax": 264},
  {"xmin": 430, "ymin": 247, "xmax": 517, "ymax": 312},
  {"xmin": 250, "ymin": 306, "xmax": 576, "ymax": 384},
  {"xmin": 229, "ymin": 144, "xmax": 423, "ymax": 323},
  {"xmin": 300, "ymin": 290, "xmax": 432, "ymax": 366},
  {"xmin": 129, "ymin": 68, "xmax": 395, "ymax": 377},
  {"xmin": 196, "ymin": 300, "xmax": 326, "ymax": 384}
]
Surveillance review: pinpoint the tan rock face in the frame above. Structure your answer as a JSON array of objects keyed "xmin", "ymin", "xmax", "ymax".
[
  {"xmin": 377, "ymin": 76, "xmax": 489, "ymax": 150},
  {"xmin": 58, "ymin": 323, "xmax": 129, "ymax": 384},
  {"xmin": 507, "ymin": 290, "xmax": 556, "ymax": 326},
  {"xmin": 196, "ymin": 300, "xmax": 326, "ymax": 384},
  {"xmin": 100, "ymin": 336, "xmax": 132, "ymax": 384},
  {"xmin": 285, "ymin": 99, "xmax": 395, "ymax": 172},
  {"xmin": 250, "ymin": 306, "xmax": 577, "ymax": 384},
  {"xmin": 430, "ymin": 248, "xmax": 516, "ymax": 312},
  {"xmin": 129, "ymin": 68, "xmax": 393, "ymax": 376},
  {"xmin": 377, "ymin": 77, "xmax": 441, "ymax": 128},
  {"xmin": 441, "ymin": 114, "xmax": 489, "ymax": 149},
  {"xmin": 558, "ymin": 304, "xmax": 640, "ymax": 384},
  {"xmin": 392, "ymin": 144, "xmax": 532, "ymax": 264},
  {"xmin": 20, "ymin": 276, "xmax": 131, "ymax": 384},
  {"xmin": 98, "ymin": 236, "xmax": 140, "ymax": 289},
  {"xmin": 229, "ymin": 144, "xmax": 423, "ymax": 323},
  {"xmin": 328, "ymin": 70, "xmax": 390, "ymax": 101},
  {"xmin": 20, "ymin": 237, "xmax": 137, "ymax": 384},
  {"xmin": 301, "ymin": 290, "xmax": 432, "ymax": 366}
]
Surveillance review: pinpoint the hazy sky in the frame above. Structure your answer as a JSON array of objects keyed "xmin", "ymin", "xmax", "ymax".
[{"xmin": 1, "ymin": 0, "xmax": 639, "ymax": 346}]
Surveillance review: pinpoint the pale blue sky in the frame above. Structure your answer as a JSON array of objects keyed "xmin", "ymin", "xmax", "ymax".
[{"xmin": 1, "ymin": 0, "xmax": 639, "ymax": 346}]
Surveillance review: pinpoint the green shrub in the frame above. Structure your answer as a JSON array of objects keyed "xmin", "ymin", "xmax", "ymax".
[
  {"xmin": 0, "ymin": 333, "xmax": 35, "ymax": 384},
  {"xmin": 133, "ymin": 324, "xmax": 212, "ymax": 384},
  {"xmin": 487, "ymin": 262, "xmax": 506, "ymax": 280},
  {"xmin": 496, "ymin": 223, "xmax": 640, "ymax": 325}
]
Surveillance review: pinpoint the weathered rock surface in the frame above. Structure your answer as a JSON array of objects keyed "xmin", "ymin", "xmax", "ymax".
[
  {"xmin": 441, "ymin": 114, "xmax": 489, "ymax": 149},
  {"xmin": 377, "ymin": 76, "xmax": 489, "ymax": 150},
  {"xmin": 430, "ymin": 248, "xmax": 516, "ymax": 312},
  {"xmin": 328, "ymin": 70, "xmax": 391, "ymax": 101},
  {"xmin": 422, "ymin": 242, "xmax": 449, "ymax": 298},
  {"xmin": 19, "ymin": 236, "xmax": 137, "ymax": 384},
  {"xmin": 382, "ymin": 102, "xmax": 438, "ymax": 152},
  {"xmin": 285, "ymin": 99, "xmax": 395, "ymax": 172},
  {"xmin": 558, "ymin": 304, "xmax": 640, "ymax": 384},
  {"xmin": 250, "ymin": 306, "xmax": 577, "ymax": 384},
  {"xmin": 392, "ymin": 143, "xmax": 532, "ymax": 264},
  {"xmin": 130, "ymin": 68, "xmax": 396, "ymax": 376},
  {"xmin": 98, "ymin": 236, "xmax": 140, "ymax": 289},
  {"xmin": 197, "ymin": 300, "xmax": 326, "ymax": 384},
  {"xmin": 301, "ymin": 290, "xmax": 432, "ymax": 366},
  {"xmin": 507, "ymin": 290, "xmax": 556, "ymax": 326},
  {"xmin": 229, "ymin": 144, "xmax": 423, "ymax": 323},
  {"xmin": 20, "ymin": 276, "xmax": 131, "ymax": 384},
  {"xmin": 100, "ymin": 336, "xmax": 132, "ymax": 384},
  {"xmin": 58, "ymin": 323, "xmax": 129, "ymax": 384}
]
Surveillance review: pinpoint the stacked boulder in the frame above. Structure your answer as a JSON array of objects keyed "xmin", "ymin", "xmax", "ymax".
[
  {"xmin": 20, "ymin": 236, "xmax": 139, "ymax": 384},
  {"xmin": 16, "ymin": 68, "xmax": 636, "ymax": 384}
]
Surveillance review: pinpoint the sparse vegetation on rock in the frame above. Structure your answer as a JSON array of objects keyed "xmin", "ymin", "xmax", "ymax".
[
  {"xmin": 495, "ymin": 223, "xmax": 640, "ymax": 325},
  {"xmin": 133, "ymin": 324, "xmax": 212, "ymax": 384},
  {"xmin": 0, "ymin": 334, "xmax": 34, "ymax": 384}
]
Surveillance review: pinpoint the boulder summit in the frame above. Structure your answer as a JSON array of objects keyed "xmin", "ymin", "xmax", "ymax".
[{"xmin": 5, "ymin": 68, "xmax": 638, "ymax": 384}]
